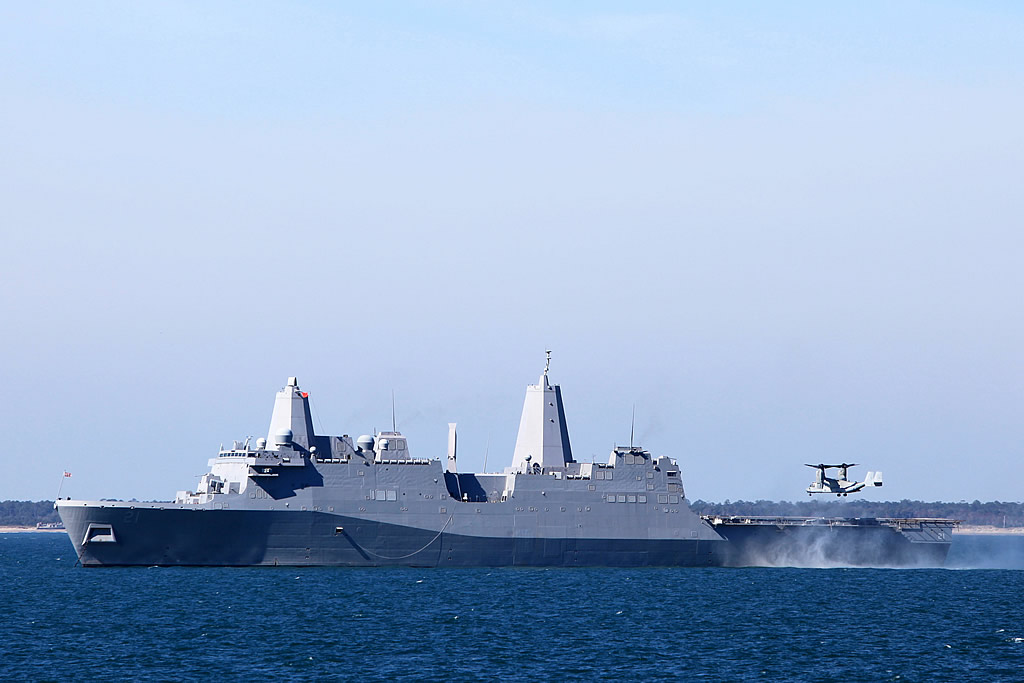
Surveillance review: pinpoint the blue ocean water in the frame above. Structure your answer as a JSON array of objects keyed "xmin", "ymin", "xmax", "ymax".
[{"xmin": 3, "ymin": 534, "xmax": 1024, "ymax": 682}]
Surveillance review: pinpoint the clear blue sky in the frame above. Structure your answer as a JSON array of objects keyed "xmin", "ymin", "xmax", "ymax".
[{"xmin": 2, "ymin": 2, "xmax": 1022, "ymax": 503}]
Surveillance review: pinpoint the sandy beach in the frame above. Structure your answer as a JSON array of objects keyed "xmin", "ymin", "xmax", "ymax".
[{"xmin": 0, "ymin": 526, "xmax": 65, "ymax": 533}]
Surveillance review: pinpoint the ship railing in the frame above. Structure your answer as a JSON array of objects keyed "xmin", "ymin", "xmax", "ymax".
[
  {"xmin": 876, "ymin": 518, "xmax": 963, "ymax": 530},
  {"xmin": 374, "ymin": 458, "xmax": 434, "ymax": 465},
  {"xmin": 701, "ymin": 515, "xmax": 962, "ymax": 530},
  {"xmin": 702, "ymin": 515, "xmax": 868, "ymax": 527}
]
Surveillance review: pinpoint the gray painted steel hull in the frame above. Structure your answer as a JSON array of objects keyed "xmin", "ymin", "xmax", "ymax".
[
  {"xmin": 709, "ymin": 518, "xmax": 954, "ymax": 568},
  {"xmin": 59, "ymin": 504, "xmax": 723, "ymax": 567},
  {"xmin": 58, "ymin": 504, "xmax": 954, "ymax": 568}
]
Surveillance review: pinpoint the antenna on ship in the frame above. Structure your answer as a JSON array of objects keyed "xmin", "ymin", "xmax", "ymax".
[
  {"xmin": 391, "ymin": 390, "xmax": 397, "ymax": 432},
  {"xmin": 482, "ymin": 434, "xmax": 490, "ymax": 473},
  {"xmin": 309, "ymin": 395, "xmax": 326, "ymax": 434},
  {"xmin": 55, "ymin": 468, "xmax": 71, "ymax": 501},
  {"xmin": 544, "ymin": 349, "xmax": 551, "ymax": 377},
  {"xmin": 630, "ymin": 403, "xmax": 635, "ymax": 449}
]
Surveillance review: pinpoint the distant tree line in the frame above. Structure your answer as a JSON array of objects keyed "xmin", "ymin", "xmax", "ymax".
[
  {"xmin": 0, "ymin": 501, "xmax": 61, "ymax": 527},
  {"xmin": 689, "ymin": 499, "xmax": 1024, "ymax": 527}
]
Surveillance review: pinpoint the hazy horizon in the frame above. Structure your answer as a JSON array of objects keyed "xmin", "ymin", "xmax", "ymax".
[{"xmin": 3, "ymin": 3, "xmax": 1022, "ymax": 503}]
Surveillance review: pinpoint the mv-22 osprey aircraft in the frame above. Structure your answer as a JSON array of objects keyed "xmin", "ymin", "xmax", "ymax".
[{"xmin": 805, "ymin": 463, "xmax": 883, "ymax": 496}]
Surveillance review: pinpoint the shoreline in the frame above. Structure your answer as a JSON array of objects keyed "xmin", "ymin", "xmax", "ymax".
[{"xmin": 0, "ymin": 526, "xmax": 65, "ymax": 533}]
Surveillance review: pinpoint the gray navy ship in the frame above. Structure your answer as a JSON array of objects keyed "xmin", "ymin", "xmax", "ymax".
[{"xmin": 57, "ymin": 360, "xmax": 957, "ymax": 568}]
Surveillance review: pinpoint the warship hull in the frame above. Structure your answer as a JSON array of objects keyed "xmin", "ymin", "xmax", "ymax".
[
  {"xmin": 707, "ymin": 516, "xmax": 955, "ymax": 568},
  {"xmin": 59, "ymin": 503, "xmax": 723, "ymax": 567},
  {"xmin": 58, "ymin": 503, "xmax": 956, "ymax": 568}
]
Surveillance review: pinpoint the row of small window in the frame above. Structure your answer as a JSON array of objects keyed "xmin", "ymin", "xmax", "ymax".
[
  {"xmin": 606, "ymin": 493, "xmax": 643, "ymax": 503},
  {"xmin": 590, "ymin": 483, "xmax": 657, "ymax": 491},
  {"xmin": 595, "ymin": 469, "xmax": 657, "ymax": 481},
  {"xmin": 604, "ymin": 493, "xmax": 681, "ymax": 504},
  {"xmin": 621, "ymin": 454, "xmax": 648, "ymax": 465},
  {"xmin": 370, "ymin": 490, "xmax": 398, "ymax": 501}
]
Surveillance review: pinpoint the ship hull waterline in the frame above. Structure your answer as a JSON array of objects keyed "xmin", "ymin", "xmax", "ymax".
[
  {"xmin": 58, "ymin": 503, "xmax": 953, "ymax": 568},
  {"xmin": 58, "ymin": 503, "xmax": 725, "ymax": 568}
]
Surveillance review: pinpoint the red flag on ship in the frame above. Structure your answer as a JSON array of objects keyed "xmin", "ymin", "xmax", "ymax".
[{"xmin": 63, "ymin": 471, "xmax": 72, "ymax": 477}]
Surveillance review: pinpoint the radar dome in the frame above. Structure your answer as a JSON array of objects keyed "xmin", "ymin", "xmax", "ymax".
[
  {"xmin": 274, "ymin": 428, "xmax": 294, "ymax": 446},
  {"xmin": 356, "ymin": 435, "xmax": 374, "ymax": 452},
  {"xmin": 255, "ymin": 438, "xmax": 267, "ymax": 449}
]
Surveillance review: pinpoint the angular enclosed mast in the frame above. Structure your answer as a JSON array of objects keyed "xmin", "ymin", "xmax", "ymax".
[
  {"xmin": 266, "ymin": 377, "xmax": 316, "ymax": 449},
  {"xmin": 510, "ymin": 351, "xmax": 574, "ymax": 470}
]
